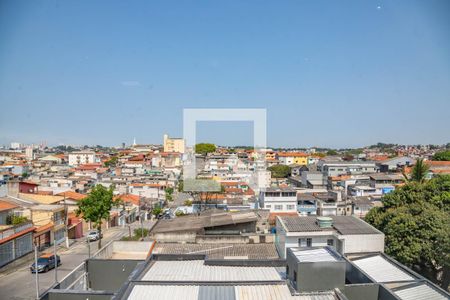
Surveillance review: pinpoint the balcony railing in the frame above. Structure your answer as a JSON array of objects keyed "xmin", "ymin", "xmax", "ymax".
[{"xmin": 0, "ymin": 221, "xmax": 33, "ymax": 240}]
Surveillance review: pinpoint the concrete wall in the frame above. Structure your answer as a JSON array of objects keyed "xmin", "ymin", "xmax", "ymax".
[
  {"xmin": 342, "ymin": 234, "xmax": 384, "ymax": 254},
  {"xmin": 286, "ymin": 248, "xmax": 346, "ymax": 293},
  {"xmin": 87, "ymin": 259, "xmax": 141, "ymax": 292},
  {"xmin": 343, "ymin": 284, "xmax": 379, "ymax": 300},
  {"xmin": 47, "ymin": 291, "xmax": 113, "ymax": 300}
]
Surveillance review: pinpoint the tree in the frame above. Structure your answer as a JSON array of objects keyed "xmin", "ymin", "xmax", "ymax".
[
  {"xmin": 195, "ymin": 143, "xmax": 216, "ymax": 155},
  {"xmin": 165, "ymin": 187, "xmax": 174, "ymax": 201},
  {"xmin": 152, "ymin": 206, "xmax": 162, "ymax": 216},
  {"xmin": 76, "ymin": 185, "xmax": 118, "ymax": 248},
  {"xmin": 433, "ymin": 151, "xmax": 450, "ymax": 161},
  {"xmin": 365, "ymin": 175, "xmax": 450, "ymax": 290},
  {"xmin": 326, "ymin": 150, "xmax": 338, "ymax": 156},
  {"xmin": 404, "ymin": 158, "xmax": 429, "ymax": 183},
  {"xmin": 268, "ymin": 165, "xmax": 291, "ymax": 178},
  {"xmin": 104, "ymin": 156, "xmax": 118, "ymax": 167},
  {"xmin": 178, "ymin": 179, "xmax": 223, "ymax": 211}
]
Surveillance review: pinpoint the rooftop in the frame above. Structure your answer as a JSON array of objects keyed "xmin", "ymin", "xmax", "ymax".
[
  {"xmin": 153, "ymin": 243, "xmax": 279, "ymax": 260},
  {"xmin": 141, "ymin": 260, "xmax": 282, "ymax": 282},
  {"xmin": 290, "ymin": 247, "xmax": 341, "ymax": 263},
  {"xmin": 278, "ymin": 216, "xmax": 382, "ymax": 235},
  {"xmin": 351, "ymin": 254, "xmax": 416, "ymax": 283}
]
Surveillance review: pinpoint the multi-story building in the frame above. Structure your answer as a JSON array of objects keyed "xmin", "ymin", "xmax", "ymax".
[
  {"xmin": 68, "ymin": 151, "xmax": 97, "ymax": 166},
  {"xmin": 277, "ymin": 152, "xmax": 308, "ymax": 165},
  {"xmin": 319, "ymin": 160, "xmax": 377, "ymax": 177},
  {"xmin": 259, "ymin": 187, "xmax": 297, "ymax": 212},
  {"xmin": 275, "ymin": 215, "xmax": 385, "ymax": 258},
  {"xmin": 163, "ymin": 134, "xmax": 185, "ymax": 153}
]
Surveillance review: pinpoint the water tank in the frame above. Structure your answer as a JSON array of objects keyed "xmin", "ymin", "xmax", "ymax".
[{"xmin": 316, "ymin": 216, "xmax": 333, "ymax": 228}]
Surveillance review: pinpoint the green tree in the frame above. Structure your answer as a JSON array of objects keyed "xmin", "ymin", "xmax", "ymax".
[
  {"xmin": 165, "ymin": 187, "xmax": 174, "ymax": 201},
  {"xmin": 104, "ymin": 156, "xmax": 118, "ymax": 167},
  {"xmin": 365, "ymin": 175, "xmax": 450, "ymax": 290},
  {"xmin": 326, "ymin": 150, "xmax": 338, "ymax": 156},
  {"xmin": 152, "ymin": 206, "xmax": 162, "ymax": 216},
  {"xmin": 404, "ymin": 158, "xmax": 430, "ymax": 183},
  {"xmin": 76, "ymin": 185, "xmax": 118, "ymax": 248},
  {"xmin": 268, "ymin": 164, "xmax": 291, "ymax": 178},
  {"xmin": 195, "ymin": 143, "xmax": 216, "ymax": 155},
  {"xmin": 433, "ymin": 150, "xmax": 450, "ymax": 161}
]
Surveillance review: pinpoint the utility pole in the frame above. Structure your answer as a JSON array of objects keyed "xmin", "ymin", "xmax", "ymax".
[
  {"xmin": 63, "ymin": 192, "xmax": 69, "ymax": 248},
  {"xmin": 87, "ymin": 235, "xmax": 91, "ymax": 258},
  {"xmin": 139, "ymin": 192, "xmax": 144, "ymax": 240},
  {"xmin": 54, "ymin": 241, "xmax": 58, "ymax": 283},
  {"xmin": 34, "ymin": 244, "xmax": 39, "ymax": 300}
]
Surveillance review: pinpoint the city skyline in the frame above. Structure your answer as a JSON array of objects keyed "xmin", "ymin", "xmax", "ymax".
[{"xmin": 1, "ymin": 1, "xmax": 450, "ymax": 147}]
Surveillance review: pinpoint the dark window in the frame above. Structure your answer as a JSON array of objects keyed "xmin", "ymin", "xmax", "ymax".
[
  {"xmin": 306, "ymin": 238, "xmax": 312, "ymax": 247},
  {"xmin": 327, "ymin": 239, "xmax": 334, "ymax": 246}
]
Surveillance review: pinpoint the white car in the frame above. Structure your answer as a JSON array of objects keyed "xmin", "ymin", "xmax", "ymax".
[{"xmin": 87, "ymin": 230, "xmax": 103, "ymax": 241}]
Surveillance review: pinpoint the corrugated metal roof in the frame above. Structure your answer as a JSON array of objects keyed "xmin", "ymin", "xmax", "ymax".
[
  {"xmin": 127, "ymin": 285, "xmax": 199, "ymax": 300},
  {"xmin": 126, "ymin": 284, "xmax": 340, "ymax": 300},
  {"xmin": 153, "ymin": 243, "xmax": 279, "ymax": 260},
  {"xmin": 141, "ymin": 260, "xmax": 282, "ymax": 282},
  {"xmin": 394, "ymin": 283, "xmax": 450, "ymax": 300},
  {"xmin": 352, "ymin": 255, "xmax": 415, "ymax": 282},
  {"xmin": 198, "ymin": 286, "xmax": 235, "ymax": 300},
  {"xmin": 236, "ymin": 284, "xmax": 294, "ymax": 300},
  {"xmin": 291, "ymin": 248, "xmax": 340, "ymax": 263}
]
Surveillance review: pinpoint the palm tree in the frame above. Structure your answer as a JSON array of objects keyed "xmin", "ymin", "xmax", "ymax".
[{"xmin": 403, "ymin": 158, "xmax": 429, "ymax": 183}]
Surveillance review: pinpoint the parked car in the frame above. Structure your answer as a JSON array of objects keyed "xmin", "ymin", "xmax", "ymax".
[
  {"xmin": 87, "ymin": 230, "xmax": 103, "ymax": 241},
  {"xmin": 30, "ymin": 254, "xmax": 61, "ymax": 273}
]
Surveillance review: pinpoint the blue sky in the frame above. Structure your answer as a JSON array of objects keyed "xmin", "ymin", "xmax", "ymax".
[{"xmin": 1, "ymin": 0, "xmax": 449, "ymax": 148}]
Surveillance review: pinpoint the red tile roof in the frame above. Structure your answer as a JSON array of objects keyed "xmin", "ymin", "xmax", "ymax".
[
  {"xmin": 56, "ymin": 191, "xmax": 87, "ymax": 201},
  {"xmin": 0, "ymin": 200, "xmax": 18, "ymax": 212}
]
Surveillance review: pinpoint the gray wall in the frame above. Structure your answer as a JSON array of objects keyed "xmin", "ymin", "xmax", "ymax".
[
  {"xmin": 343, "ymin": 284, "xmax": 379, "ymax": 300},
  {"xmin": 286, "ymin": 249, "xmax": 346, "ymax": 293},
  {"xmin": 87, "ymin": 259, "xmax": 142, "ymax": 292},
  {"xmin": 48, "ymin": 291, "xmax": 113, "ymax": 300}
]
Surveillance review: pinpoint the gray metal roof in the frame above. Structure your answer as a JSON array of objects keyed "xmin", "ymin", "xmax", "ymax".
[
  {"xmin": 279, "ymin": 216, "xmax": 381, "ymax": 235},
  {"xmin": 290, "ymin": 248, "xmax": 340, "ymax": 263},
  {"xmin": 351, "ymin": 255, "xmax": 416, "ymax": 283},
  {"xmin": 394, "ymin": 282, "xmax": 450, "ymax": 300},
  {"xmin": 153, "ymin": 243, "xmax": 279, "ymax": 260},
  {"xmin": 141, "ymin": 260, "xmax": 283, "ymax": 282},
  {"xmin": 126, "ymin": 284, "xmax": 340, "ymax": 300},
  {"xmin": 198, "ymin": 286, "xmax": 235, "ymax": 300},
  {"xmin": 127, "ymin": 285, "xmax": 198, "ymax": 300}
]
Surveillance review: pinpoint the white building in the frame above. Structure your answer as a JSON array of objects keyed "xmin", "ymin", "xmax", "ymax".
[
  {"xmin": 68, "ymin": 151, "xmax": 97, "ymax": 166},
  {"xmin": 275, "ymin": 215, "xmax": 384, "ymax": 258},
  {"xmin": 259, "ymin": 187, "xmax": 297, "ymax": 213},
  {"xmin": 25, "ymin": 146, "xmax": 34, "ymax": 160}
]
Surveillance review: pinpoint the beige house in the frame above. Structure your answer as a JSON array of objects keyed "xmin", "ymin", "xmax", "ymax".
[{"xmin": 163, "ymin": 134, "xmax": 185, "ymax": 153}]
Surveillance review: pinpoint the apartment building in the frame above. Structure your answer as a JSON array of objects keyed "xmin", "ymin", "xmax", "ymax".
[
  {"xmin": 163, "ymin": 134, "xmax": 185, "ymax": 153},
  {"xmin": 259, "ymin": 187, "xmax": 297, "ymax": 212},
  {"xmin": 319, "ymin": 160, "xmax": 377, "ymax": 177},
  {"xmin": 68, "ymin": 151, "xmax": 97, "ymax": 166}
]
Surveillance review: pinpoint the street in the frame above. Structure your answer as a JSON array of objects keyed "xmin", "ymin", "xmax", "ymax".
[{"xmin": 0, "ymin": 221, "xmax": 152, "ymax": 300}]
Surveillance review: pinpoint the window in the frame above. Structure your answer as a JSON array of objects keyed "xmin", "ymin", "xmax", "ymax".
[
  {"xmin": 274, "ymin": 205, "xmax": 283, "ymax": 210},
  {"xmin": 306, "ymin": 238, "xmax": 312, "ymax": 247},
  {"xmin": 265, "ymin": 204, "xmax": 271, "ymax": 209},
  {"xmin": 327, "ymin": 239, "xmax": 334, "ymax": 246},
  {"xmin": 286, "ymin": 205, "xmax": 295, "ymax": 210}
]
